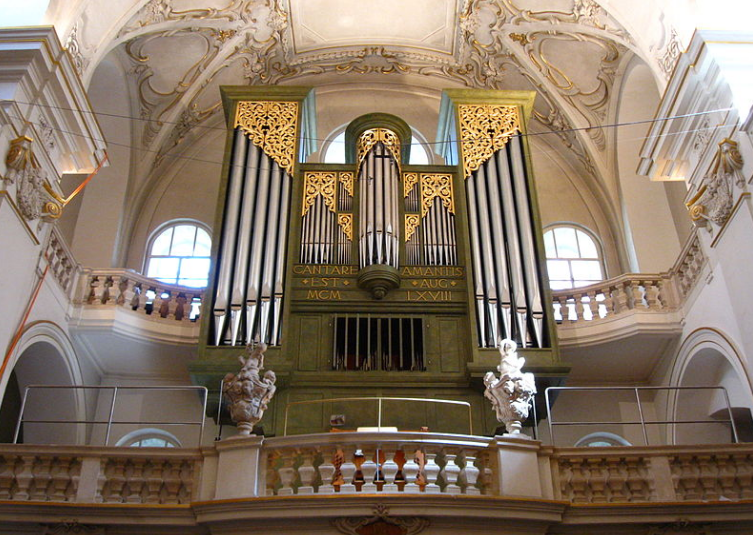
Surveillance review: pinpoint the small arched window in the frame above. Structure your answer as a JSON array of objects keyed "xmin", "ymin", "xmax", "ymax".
[
  {"xmin": 116, "ymin": 428, "xmax": 181, "ymax": 448},
  {"xmin": 145, "ymin": 222, "xmax": 211, "ymax": 287},
  {"xmin": 543, "ymin": 225, "xmax": 605, "ymax": 290},
  {"xmin": 574, "ymin": 432, "xmax": 631, "ymax": 447}
]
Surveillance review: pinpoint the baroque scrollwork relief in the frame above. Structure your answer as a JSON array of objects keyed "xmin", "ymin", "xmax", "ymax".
[
  {"xmin": 457, "ymin": 104, "xmax": 520, "ymax": 178},
  {"xmin": 3, "ymin": 136, "xmax": 60, "ymax": 221},
  {"xmin": 234, "ymin": 100, "xmax": 299, "ymax": 174},
  {"xmin": 405, "ymin": 214, "xmax": 421, "ymax": 242},
  {"xmin": 356, "ymin": 128, "xmax": 402, "ymax": 174},
  {"xmin": 333, "ymin": 505, "xmax": 429, "ymax": 535},
  {"xmin": 302, "ymin": 172, "xmax": 337, "ymax": 216},
  {"xmin": 338, "ymin": 213, "xmax": 353, "ymax": 241},
  {"xmin": 686, "ymin": 138, "xmax": 745, "ymax": 227},
  {"xmin": 420, "ymin": 173, "xmax": 455, "ymax": 217}
]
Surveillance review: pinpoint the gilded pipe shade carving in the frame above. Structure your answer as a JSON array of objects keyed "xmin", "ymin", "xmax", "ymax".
[
  {"xmin": 420, "ymin": 173, "xmax": 455, "ymax": 217},
  {"xmin": 405, "ymin": 214, "xmax": 421, "ymax": 242},
  {"xmin": 403, "ymin": 172, "xmax": 419, "ymax": 198},
  {"xmin": 339, "ymin": 172, "xmax": 355, "ymax": 197},
  {"xmin": 234, "ymin": 100, "xmax": 299, "ymax": 174},
  {"xmin": 457, "ymin": 104, "xmax": 520, "ymax": 179},
  {"xmin": 356, "ymin": 128, "xmax": 402, "ymax": 176},
  {"xmin": 338, "ymin": 213, "xmax": 354, "ymax": 241},
  {"xmin": 302, "ymin": 171, "xmax": 337, "ymax": 216}
]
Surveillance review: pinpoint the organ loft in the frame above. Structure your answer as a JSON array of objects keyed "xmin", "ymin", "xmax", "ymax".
[{"xmin": 190, "ymin": 87, "xmax": 569, "ymax": 435}]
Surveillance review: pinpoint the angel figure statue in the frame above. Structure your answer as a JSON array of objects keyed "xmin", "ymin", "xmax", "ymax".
[
  {"xmin": 483, "ymin": 339, "xmax": 537, "ymax": 435},
  {"xmin": 222, "ymin": 342, "xmax": 277, "ymax": 435}
]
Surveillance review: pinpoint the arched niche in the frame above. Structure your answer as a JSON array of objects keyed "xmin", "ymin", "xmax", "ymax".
[
  {"xmin": 0, "ymin": 323, "xmax": 86, "ymax": 445},
  {"xmin": 667, "ymin": 329, "xmax": 753, "ymax": 444}
]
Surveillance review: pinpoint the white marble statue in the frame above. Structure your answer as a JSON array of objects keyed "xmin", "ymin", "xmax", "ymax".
[
  {"xmin": 222, "ymin": 342, "xmax": 277, "ymax": 435},
  {"xmin": 483, "ymin": 339, "xmax": 537, "ymax": 435}
]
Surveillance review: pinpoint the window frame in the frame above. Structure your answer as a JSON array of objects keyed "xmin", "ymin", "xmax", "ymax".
[
  {"xmin": 143, "ymin": 219, "xmax": 212, "ymax": 288},
  {"xmin": 543, "ymin": 223, "xmax": 606, "ymax": 290},
  {"xmin": 115, "ymin": 428, "xmax": 182, "ymax": 448}
]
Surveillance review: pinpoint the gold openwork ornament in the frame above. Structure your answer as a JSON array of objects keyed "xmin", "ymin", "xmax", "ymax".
[
  {"xmin": 403, "ymin": 172, "xmax": 419, "ymax": 198},
  {"xmin": 457, "ymin": 104, "xmax": 521, "ymax": 179},
  {"xmin": 339, "ymin": 172, "xmax": 354, "ymax": 197},
  {"xmin": 356, "ymin": 128, "xmax": 402, "ymax": 175},
  {"xmin": 302, "ymin": 172, "xmax": 337, "ymax": 216},
  {"xmin": 234, "ymin": 100, "xmax": 299, "ymax": 174},
  {"xmin": 420, "ymin": 173, "xmax": 454, "ymax": 217},
  {"xmin": 405, "ymin": 214, "xmax": 421, "ymax": 242},
  {"xmin": 338, "ymin": 213, "xmax": 353, "ymax": 241}
]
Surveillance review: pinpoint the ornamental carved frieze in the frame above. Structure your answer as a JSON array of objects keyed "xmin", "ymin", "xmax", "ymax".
[
  {"xmin": 420, "ymin": 173, "xmax": 455, "ymax": 217},
  {"xmin": 3, "ymin": 136, "xmax": 60, "ymax": 221},
  {"xmin": 302, "ymin": 172, "xmax": 337, "ymax": 216},
  {"xmin": 457, "ymin": 104, "xmax": 520, "ymax": 179},
  {"xmin": 234, "ymin": 100, "xmax": 299, "ymax": 174},
  {"xmin": 686, "ymin": 138, "xmax": 745, "ymax": 227},
  {"xmin": 333, "ymin": 505, "xmax": 429, "ymax": 535},
  {"xmin": 356, "ymin": 128, "xmax": 402, "ymax": 176}
]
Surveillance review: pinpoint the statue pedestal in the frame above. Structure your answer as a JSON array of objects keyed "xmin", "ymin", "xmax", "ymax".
[{"xmin": 214, "ymin": 435, "xmax": 264, "ymax": 499}]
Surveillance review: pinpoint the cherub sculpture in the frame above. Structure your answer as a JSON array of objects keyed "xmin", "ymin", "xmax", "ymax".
[
  {"xmin": 483, "ymin": 339, "xmax": 537, "ymax": 435},
  {"xmin": 222, "ymin": 342, "xmax": 277, "ymax": 435}
]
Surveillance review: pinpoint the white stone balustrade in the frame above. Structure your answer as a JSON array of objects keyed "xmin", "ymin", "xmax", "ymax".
[
  {"xmin": 45, "ymin": 227, "xmax": 79, "ymax": 294},
  {"xmin": 1, "ymin": 438, "xmax": 753, "ymax": 505},
  {"xmin": 80, "ymin": 269, "xmax": 204, "ymax": 324}
]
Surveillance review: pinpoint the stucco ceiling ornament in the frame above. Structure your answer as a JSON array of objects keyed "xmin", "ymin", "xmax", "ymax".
[
  {"xmin": 65, "ymin": 21, "xmax": 89, "ymax": 78},
  {"xmin": 686, "ymin": 138, "xmax": 745, "ymax": 228},
  {"xmin": 657, "ymin": 27, "xmax": 682, "ymax": 79},
  {"xmin": 117, "ymin": 0, "xmax": 242, "ymax": 38}
]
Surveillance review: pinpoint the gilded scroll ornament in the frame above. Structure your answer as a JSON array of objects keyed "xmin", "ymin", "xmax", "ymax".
[
  {"xmin": 234, "ymin": 100, "xmax": 299, "ymax": 174},
  {"xmin": 338, "ymin": 213, "xmax": 353, "ymax": 241},
  {"xmin": 457, "ymin": 104, "xmax": 520, "ymax": 179},
  {"xmin": 356, "ymin": 128, "xmax": 402, "ymax": 175},
  {"xmin": 339, "ymin": 172, "xmax": 354, "ymax": 197},
  {"xmin": 405, "ymin": 214, "xmax": 421, "ymax": 242},
  {"xmin": 686, "ymin": 138, "xmax": 745, "ymax": 227},
  {"xmin": 403, "ymin": 172, "xmax": 419, "ymax": 198},
  {"xmin": 302, "ymin": 172, "xmax": 337, "ymax": 216},
  {"xmin": 420, "ymin": 173, "xmax": 455, "ymax": 217},
  {"xmin": 3, "ymin": 136, "xmax": 59, "ymax": 220}
]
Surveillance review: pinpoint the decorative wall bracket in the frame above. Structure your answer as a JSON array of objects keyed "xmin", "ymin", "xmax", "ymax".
[
  {"xmin": 333, "ymin": 505, "xmax": 429, "ymax": 535},
  {"xmin": 4, "ymin": 136, "xmax": 59, "ymax": 220},
  {"xmin": 234, "ymin": 100, "xmax": 299, "ymax": 174},
  {"xmin": 686, "ymin": 138, "xmax": 745, "ymax": 228}
]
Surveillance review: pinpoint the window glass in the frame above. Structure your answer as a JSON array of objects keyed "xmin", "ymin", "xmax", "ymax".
[
  {"xmin": 544, "ymin": 225, "xmax": 605, "ymax": 290},
  {"xmin": 324, "ymin": 131, "xmax": 346, "ymax": 164},
  {"xmin": 146, "ymin": 222, "xmax": 212, "ymax": 287}
]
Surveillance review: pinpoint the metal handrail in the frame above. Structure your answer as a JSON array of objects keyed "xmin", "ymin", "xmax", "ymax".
[
  {"xmin": 545, "ymin": 385, "xmax": 738, "ymax": 446},
  {"xmin": 14, "ymin": 385, "xmax": 208, "ymax": 447},
  {"xmin": 283, "ymin": 396, "xmax": 473, "ymax": 436}
]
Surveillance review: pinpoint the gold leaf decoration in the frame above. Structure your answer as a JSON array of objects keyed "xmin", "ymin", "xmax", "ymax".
[
  {"xmin": 302, "ymin": 172, "xmax": 337, "ymax": 216},
  {"xmin": 234, "ymin": 100, "xmax": 299, "ymax": 174},
  {"xmin": 339, "ymin": 172, "xmax": 354, "ymax": 197},
  {"xmin": 457, "ymin": 104, "xmax": 520, "ymax": 179},
  {"xmin": 338, "ymin": 213, "xmax": 353, "ymax": 241},
  {"xmin": 403, "ymin": 172, "xmax": 419, "ymax": 198},
  {"xmin": 356, "ymin": 128, "xmax": 402, "ymax": 176},
  {"xmin": 420, "ymin": 173, "xmax": 454, "ymax": 217},
  {"xmin": 405, "ymin": 214, "xmax": 421, "ymax": 242}
]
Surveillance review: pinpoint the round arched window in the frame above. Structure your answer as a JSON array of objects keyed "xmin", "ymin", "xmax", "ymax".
[
  {"xmin": 116, "ymin": 428, "xmax": 181, "ymax": 448},
  {"xmin": 543, "ymin": 225, "xmax": 605, "ymax": 290},
  {"xmin": 574, "ymin": 432, "xmax": 631, "ymax": 447},
  {"xmin": 321, "ymin": 128, "xmax": 434, "ymax": 165},
  {"xmin": 145, "ymin": 222, "xmax": 211, "ymax": 287}
]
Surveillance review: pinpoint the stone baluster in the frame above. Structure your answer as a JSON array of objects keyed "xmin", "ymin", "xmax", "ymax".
[
  {"xmin": 0, "ymin": 458, "xmax": 15, "ymax": 500},
  {"xmin": 587, "ymin": 459, "xmax": 607, "ymax": 502},
  {"xmin": 103, "ymin": 460, "xmax": 125, "ymax": 503},
  {"xmin": 130, "ymin": 283, "xmax": 143, "ymax": 312},
  {"xmin": 49, "ymin": 457, "xmax": 74, "ymax": 502},
  {"xmin": 277, "ymin": 451, "xmax": 297, "ymax": 496},
  {"xmin": 174, "ymin": 293, "xmax": 187, "ymax": 321},
  {"xmin": 423, "ymin": 450, "xmax": 441, "ymax": 494},
  {"xmin": 145, "ymin": 460, "xmax": 165, "ymax": 504},
  {"xmin": 30, "ymin": 456, "xmax": 51, "ymax": 501},
  {"xmin": 612, "ymin": 283, "xmax": 629, "ymax": 314},
  {"xmin": 643, "ymin": 280, "xmax": 660, "ymax": 309},
  {"xmin": 602, "ymin": 286, "xmax": 615, "ymax": 317},
  {"xmin": 162, "ymin": 460, "xmax": 184, "ymax": 504},
  {"xmin": 86, "ymin": 276, "xmax": 100, "ymax": 304},
  {"xmin": 101, "ymin": 276, "xmax": 114, "ymax": 305},
  {"xmin": 717, "ymin": 455, "xmax": 738, "ymax": 499},
  {"xmin": 440, "ymin": 450, "xmax": 461, "ymax": 495},
  {"xmin": 569, "ymin": 460, "xmax": 588, "ymax": 503},
  {"xmin": 115, "ymin": 276, "xmax": 129, "ymax": 306},
  {"xmin": 296, "ymin": 450, "xmax": 317, "ymax": 495},
  {"xmin": 381, "ymin": 447, "xmax": 399, "ymax": 493},
  {"xmin": 126, "ymin": 459, "xmax": 145, "ymax": 503},
  {"xmin": 157, "ymin": 291, "xmax": 172, "ymax": 318},
  {"xmin": 401, "ymin": 448, "xmax": 420, "ymax": 494},
  {"xmin": 359, "ymin": 447, "xmax": 378, "ymax": 493},
  {"xmin": 736, "ymin": 455, "xmax": 753, "ymax": 499},
  {"xmin": 573, "ymin": 294, "xmax": 585, "ymax": 322},
  {"xmin": 316, "ymin": 448, "xmax": 336, "ymax": 495},
  {"xmin": 339, "ymin": 447, "xmax": 357, "ymax": 494},
  {"xmin": 459, "ymin": 450, "xmax": 481, "ymax": 495},
  {"xmin": 697, "ymin": 455, "xmax": 719, "ymax": 500},
  {"xmin": 605, "ymin": 458, "xmax": 627, "ymax": 502},
  {"xmin": 675, "ymin": 456, "xmax": 701, "ymax": 500},
  {"xmin": 15, "ymin": 456, "xmax": 36, "ymax": 500},
  {"xmin": 586, "ymin": 290, "xmax": 599, "ymax": 320},
  {"xmin": 553, "ymin": 295, "xmax": 567, "ymax": 322},
  {"xmin": 625, "ymin": 458, "xmax": 648, "ymax": 501}
]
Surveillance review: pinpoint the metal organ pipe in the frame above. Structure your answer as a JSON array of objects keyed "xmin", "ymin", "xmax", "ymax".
[{"xmin": 359, "ymin": 142, "xmax": 399, "ymax": 269}]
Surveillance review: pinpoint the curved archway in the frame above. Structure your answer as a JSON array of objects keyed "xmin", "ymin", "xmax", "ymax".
[
  {"xmin": 667, "ymin": 329, "xmax": 753, "ymax": 444},
  {"xmin": 0, "ymin": 322, "xmax": 86, "ymax": 445}
]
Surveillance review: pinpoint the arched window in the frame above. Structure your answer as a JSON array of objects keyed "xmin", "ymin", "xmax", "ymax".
[
  {"xmin": 145, "ymin": 222, "xmax": 211, "ymax": 287},
  {"xmin": 116, "ymin": 428, "xmax": 181, "ymax": 448},
  {"xmin": 574, "ymin": 432, "xmax": 631, "ymax": 447},
  {"xmin": 321, "ymin": 127, "xmax": 434, "ymax": 165},
  {"xmin": 543, "ymin": 225, "xmax": 605, "ymax": 290}
]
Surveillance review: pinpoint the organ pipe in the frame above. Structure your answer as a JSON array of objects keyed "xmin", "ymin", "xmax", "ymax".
[{"xmin": 359, "ymin": 142, "xmax": 400, "ymax": 268}]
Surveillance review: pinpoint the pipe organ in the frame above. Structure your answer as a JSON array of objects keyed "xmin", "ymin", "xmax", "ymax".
[{"xmin": 197, "ymin": 87, "xmax": 565, "ymax": 436}]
